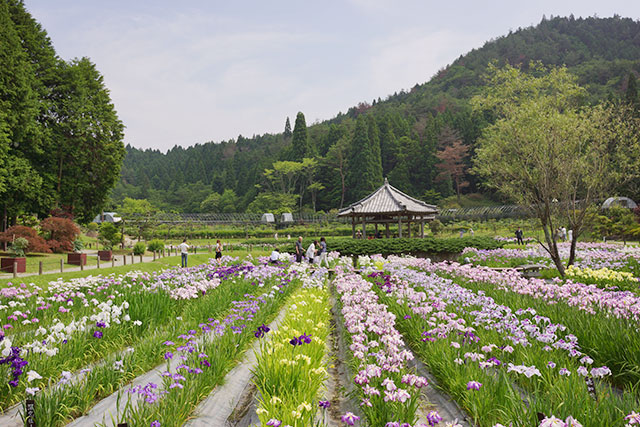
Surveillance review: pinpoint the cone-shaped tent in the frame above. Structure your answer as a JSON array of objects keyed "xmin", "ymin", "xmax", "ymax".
[{"xmin": 337, "ymin": 178, "xmax": 438, "ymax": 238}]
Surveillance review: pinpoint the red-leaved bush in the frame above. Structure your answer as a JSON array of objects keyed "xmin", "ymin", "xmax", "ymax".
[
  {"xmin": 0, "ymin": 225, "xmax": 51, "ymax": 254},
  {"xmin": 40, "ymin": 217, "xmax": 80, "ymax": 253}
]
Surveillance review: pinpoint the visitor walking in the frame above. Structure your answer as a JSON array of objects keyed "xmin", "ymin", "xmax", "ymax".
[
  {"xmin": 179, "ymin": 239, "xmax": 190, "ymax": 267},
  {"xmin": 515, "ymin": 228, "xmax": 524, "ymax": 246},
  {"xmin": 318, "ymin": 236, "xmax": 328, "ymax": 267},
  {"xmin": 215, "ymin": 239, "xmax": 222, "ymax": 264},
  {"xmin": 306, "ymin": 240, "xmax": 317, "ymax": 264},
  {"xmin": 295, "ymin": 236, "xmax": 304, "ymax": 263}
]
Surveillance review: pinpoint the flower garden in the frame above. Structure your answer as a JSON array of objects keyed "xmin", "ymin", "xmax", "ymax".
[{"xmin": 0, "ymin": 242, "xmax": 639, "ymax": 427}]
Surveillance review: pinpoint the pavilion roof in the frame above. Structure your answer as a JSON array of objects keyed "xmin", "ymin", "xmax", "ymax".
[{"xmin": 337, "ymin": 178, "xmax": 438, "ymax": 217}]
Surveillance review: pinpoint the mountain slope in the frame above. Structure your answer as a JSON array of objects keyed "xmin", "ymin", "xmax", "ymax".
[{"xmin": 114, "ymin": 15, "xmax": 640, "ymax": 213}]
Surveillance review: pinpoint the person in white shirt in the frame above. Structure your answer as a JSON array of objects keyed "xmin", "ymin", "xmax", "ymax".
[
  {"xmin": 270, "ymin": 247, "xmax": 280, "ymax": 264},
  {"xmin": 179, "ymin": 239, "xmax": 189, "ymax": 267},
  {"xmin": 306, "ymin": 240, "xmax": 316, "ymax": 264}
]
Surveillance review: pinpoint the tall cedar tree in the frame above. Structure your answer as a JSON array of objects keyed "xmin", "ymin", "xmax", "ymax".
[
  {"xmin": 366, "ymin": 115, "xmax": 383, "ymax": 184},
  {"xmin": 346, "ymin": 115, "xmax": 380, "ymax": 203},
  {"xmin": 284, "ymin": 116, "xmax": 292, "ymax": 139},
  {"xmin": 0, "ymin": 1, "xmax": 44, "ymax": 230},
  {"xmin": 290, "ymin": 112, "xmax": 311, "ymax": 161}
]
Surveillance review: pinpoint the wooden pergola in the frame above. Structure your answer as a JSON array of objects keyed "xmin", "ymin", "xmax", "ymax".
[{"xmin": 337, "ymin": 178, "xmax": 438, "ymax": 238}]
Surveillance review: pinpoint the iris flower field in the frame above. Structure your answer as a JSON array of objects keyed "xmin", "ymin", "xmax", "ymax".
[{"xmin": 1, "ymin": 242, "xmax": 639, "ymax": 427}]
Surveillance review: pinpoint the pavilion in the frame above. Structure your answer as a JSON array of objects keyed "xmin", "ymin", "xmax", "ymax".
[{"xmin": 337, "ymin": 178, "xmax": 438, "ymax": 238}]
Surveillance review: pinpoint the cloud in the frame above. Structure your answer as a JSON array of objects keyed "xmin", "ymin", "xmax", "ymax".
[{"xmin": 366, "ymin": 29, "xmax": 486, "ymax": 96}]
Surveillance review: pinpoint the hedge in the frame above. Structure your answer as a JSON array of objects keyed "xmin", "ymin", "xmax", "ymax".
[{"xmin": 242, "ymin": 236, "xmax": 502, "ymax": 256}]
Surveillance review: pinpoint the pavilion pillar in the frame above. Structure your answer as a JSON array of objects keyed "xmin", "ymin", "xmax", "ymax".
[
  {"xmin": 398, "ymin": 216, "xmax": 402, "ymax": 238},
  {"xmin": 408, "ymin": 217, "xmax": 411, "ymax": 238},
  {"xmin": 385, "ymin": 223, "xmax": 390, "ymax": 238},
  {"xmin": 362, "ymin": 217, "xmax": 366, "ymax": 238},
  {"xmin": 420, "ymin": 219, "xmax": 425, "ymax": 238},
  {"xmin": 351, "ymin": 217, "xmax": 356, "ymax": 238},
  {"xmin": 375, "ymin": 223, "xmax": 378, "ymax": 237}
]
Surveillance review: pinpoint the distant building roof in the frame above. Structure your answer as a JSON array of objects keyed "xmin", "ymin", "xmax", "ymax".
[
  {"xmin": 93, "ymin": 212, "xmax": 122, "ymax": 223},
  {"xmin": 602, "ymin": 197, "xmax": 637, "ymax": 209},
  {"xmin": 281, "ymin": 212, "xmax": 294, "ymax": 222},
  {"xmin": 338, "ymin": 178, "xmax": 438, "ymax": 217},
  {"xmin": 261, "ymin": 213, "xmax": 275, "ymax": 223}
]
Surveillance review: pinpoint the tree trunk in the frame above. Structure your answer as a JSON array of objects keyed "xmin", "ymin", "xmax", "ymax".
[
  {"xmin": 542, "ymin": 225, "xmax": 565, "ymax": 276},
  {"xmin": 1, "ymin": 205, "xmax": 6, "ymax": 233},
  {"xmin": 339, "ymin": 169, "xmax": 346, "ymax": 209},
  {"xmin": 567, "ymin": 234, "xmax": 578, "ymax": 266}
]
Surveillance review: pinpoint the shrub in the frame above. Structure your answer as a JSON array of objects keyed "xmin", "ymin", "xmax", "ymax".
[
  {"xmin": 0, "ymin": 225, "xmax": 51, "ymax": 253},
  {"xmin": 73, "ymin": 240, "xmax": 84, "ymax": 253},
  {"xmin": 428, "ymin": 219, "xmax": 444, "ymax": 235},
  {"xmin": 147, "ymin": 239, "xmax": 165, "ymax": 252},
  {"xmin": 9, "ymin": 238, "xmax": 29, "ymax": 257},
  {"xmin": 133, "ymin": 241, "xmax": 146, "ymax": 256},
  {"xmin": 40, "ymin": 217, "xmax": 80, "ymax": 253},
  {"xmin": 99, "ymin": 222, "xmax": 121, "ymax": 250}
]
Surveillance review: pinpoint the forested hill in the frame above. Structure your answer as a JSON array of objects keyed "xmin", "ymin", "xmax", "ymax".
[{"xmin": 114, "ymin": 15, "xmax": 640, "ymax": 214}]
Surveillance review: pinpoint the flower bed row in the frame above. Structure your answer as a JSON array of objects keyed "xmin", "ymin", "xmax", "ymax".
[
  {"xmin": 334, "ymin": 271, "xmax": 434, "ymax": 427},
  {"xmin": 368, "ymin": 262, "xmax": 639, "ymax": 426},
  {"xmin": 116, "ymin": 282, "xmax": 297, "ymax": 427},
  {"xmin": 253, "ymin": 282, "xmax": 331, "ymax": 426},
  {"xmin": 396, "ymin": 258, "xmax": 640, "ymax": 387},
  {"xmin": 1, "ymin": 258, "xmax": 293, "ymax": 418}
]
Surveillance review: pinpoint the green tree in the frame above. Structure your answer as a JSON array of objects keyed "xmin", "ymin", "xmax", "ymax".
[
  {"xmin": 472, "ymin": 63, "xmax": 640, "ymax": 275},
  {"xmin": 50, "ymin": 57, "xmax": 125, "ymax": 223},
  {"xmin": 246, "ymin": 192, "xmax": 298, "ymax": 215},
  {"xmin": 200, "ymin": 192, "xmax": 222, "ymax": 212},
  {"xmin": 0, "ymin": 1, "xmax": 43, "ymax": 230},
  {"xmin": 346, "ymin": 115, "xmax": 380, "ymax": 203},
  {"xmin": 263, "ymin": 160, "xmax": 304, "ymax": 194},
  {"xmin": 366, "ymin": 115, "xmax": 383, "ymax": 184},
  {"xmin": 299, "ymin": 157, "xmax": 319, "ymax": 212},
  {"xmin": 284, "ymin": 116, "xmax": 292, "ymax": 140},
  {"xmin": 290, "ymin": 112, "xmax": 311, "ymax": 160},
  {"xmin": 324, "ymin": 136, "xmax": 349, "ymax": 209},
  {"xmin": 119, "ymin": 197, "xmax": 156, "ymax": 241},
  {"xmin": 98, "ymin": 222, "xmax": 121, "ymax": 250},
  {"xmin": 218, "ymin": 189, "xmax": 238, "ymax": 213},
  {"xmin": 626, "ymin": 72, "xmax": 639, "ymax": 112}
]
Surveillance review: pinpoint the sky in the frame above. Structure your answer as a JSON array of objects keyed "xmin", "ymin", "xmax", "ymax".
[{"xmin": 26, "ymin": 1, "xmax": 640, "ymax": 152}]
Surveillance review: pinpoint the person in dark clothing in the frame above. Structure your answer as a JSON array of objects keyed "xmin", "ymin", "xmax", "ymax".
[
  {"xmin": 295, "ymin": 236, "xmax": 304, "ymax": 262},
  {"xmin": 515, "ymin": 228, "xmax": 524, "ymax": 245}
]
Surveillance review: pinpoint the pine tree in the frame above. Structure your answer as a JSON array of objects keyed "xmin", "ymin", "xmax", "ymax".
[{"xmin": 290, "ymin": 112, "xmax": 309, "ymax": 161}]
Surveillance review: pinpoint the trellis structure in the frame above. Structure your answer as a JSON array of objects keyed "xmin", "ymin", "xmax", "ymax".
[{"xmin": 337, "ymin": 178, "xmax": 438, "ymax": 238}]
